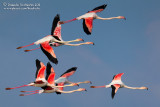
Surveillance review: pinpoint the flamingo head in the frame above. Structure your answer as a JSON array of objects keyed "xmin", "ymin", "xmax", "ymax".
[
  {"xmin": 84, "ymin": 81, "xmax": 92, "ymax": 84},
  {"xmin": 118, "ymin": 16, "xmax": 126, "ymax": 20},
  {"xmin": 75, "ymin": 38, "xmax": 84, "ymax": 42},
  {"xmin": 78, "ymin": 88, "xmax": 87, "ymax": 92},
  {"xmin": 140, "ymin": 87, "xmax": 148, "ymax": 90},
  {"xmin": 86, "ymin": 42, "xmax": 95, "ymax": 45}
]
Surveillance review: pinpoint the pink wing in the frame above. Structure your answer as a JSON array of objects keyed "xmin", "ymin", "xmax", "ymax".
[
  {"xmin": 112, "ymin": 73, "xmax": 124, "ymax": 81},
  {"xmin": 54, "ymin": 23, "xmax": 62, "ymax": 40},
  {"xmin": 88, "ymin": 4, "xmax": 107, "ymax": 13},
  {"xmin": 40, "ymin": 41, "xmax": 58, "ymax": 64},
  {"xmin": 111, "ymin": 84, "xmax": 121, "ymax": 99},
  {"xmin": 83, "ymin": 17, "xmax": 93, "ymax": 35},
  {"xmin": 60, "ymin": 67, "xmax": 77, "ymax": 78},
  {"xmin": 47, "ymin": 71, "xmax": 55, "ymax": 85},
  {"xmin": 35, "ymin": 59, "xmax": 46, "ymax": 79}
]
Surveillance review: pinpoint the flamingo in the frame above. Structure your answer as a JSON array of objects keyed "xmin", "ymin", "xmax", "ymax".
[
  {"xmin": 90, "ymin": 73, "xmax": 148, "ymax": 99},
  {"xmin": 20, "ymin": 64, "xmax": 87, "ymax": 96},
  {"xmin": 55, "ymin": 67, "xmax": 92, "ymax": 94},
  {"xmin": 17, "ymin": 14, "xmax": 94, "ymax": 64},
  {"xmin": 60, "ymin": 4, "xmax": 126, "ymax": 35},
  {"xmin": 5, "ymin": 59, "xmax": 47, "ymax": 90}
]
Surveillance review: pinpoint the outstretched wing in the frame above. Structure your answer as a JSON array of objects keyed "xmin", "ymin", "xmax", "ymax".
[
  {"xmin": 60, "ymin": 67, "xmax": 77, "ymax": 78},
  {"xmin": 51, "ymin": 14, "xmax": 62, "ymax": 40},
  {"xmin": 51, "ymin": 14, "xmax": 60, "ymax": 35},
  {"xmin": 46, "ymin": 67, "xmax": 56, "ymax": 85},
  {"xmin": 89, "ymin": 4, "xmax": 107, "ymax": 13},
  {"xmin": 46, "ymin": 62, "xmax": 55, "ymax": 80},
  {"xmin": 112, "ymin": 73, "xmax": 124, "ymax": 81},
  {"xmin": 35, "ymin": 59, "xmax": 46, "ymax": 79},
  {"xmin": 83, "ymin": 17, "xmax": 93, "ymax": 35},
  {"xmin": 40, "ymin": 41, "xmax": 58, "ymax": 64},
  {"xmin": 111, "ymin": 84, "xmax": 120, "ymax": 99}
]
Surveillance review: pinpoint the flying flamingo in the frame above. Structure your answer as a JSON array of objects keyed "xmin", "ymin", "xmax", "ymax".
[
  {"xmin": 20, "ymin": 64, "xmax": 86, "ymax": 96},
  {"xmin": 16, "ymin": 14, "xmax": 94, "ymax": 64},
  {"xmin": 90, "ymin": 73, "xmax": 148, "ymax": 99},
  {"xmin": 55, "ymin": 67, "xmax": 92, "ymax": 94},
  {"xmin": 60, "ymin": 4, "xmax": 126, "ymax": 35},
  {"xmin": 5, "ymin": 59, "xmax": 47, "ymax": 90}
]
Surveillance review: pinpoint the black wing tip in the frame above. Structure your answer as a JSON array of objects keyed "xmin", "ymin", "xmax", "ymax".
[
  {"xmin": 99, "ymin": 4, "xmax": 107, "ymax": 9},
  {"xmin": 36, "ymin": 59, "xmax": 40, "ymax": 63},
  {"xmin": 111, "ymin": 85, "xmax": 116, "ymax": 99},
  {"xmin": 52, "ymin": 58, "xmax": 58, "ymax": 65},
  {"xmin": 55, "ymin": 14, "xmax": 60, "ymax": 19},
  {"xmin": 49, "ymin": 57, "xmax": 58, "ymax": 65},
  {"xmin": 92, "ymin": 4, "xmax": 107, "ymax": 11},
  {"xmin": 103, "ymin": 4, "xmax": 107, "ymax": 8},
  {"xmin": 112, "ymin": 75, "xmax": 116, "ymax": 80},
  {"xmin": 70, "ymin": 67, "xmax": 77, "ymax": 71},
  {"xmin": 47, "ymin": 62, "xmax": 52, "ymax": 68}
]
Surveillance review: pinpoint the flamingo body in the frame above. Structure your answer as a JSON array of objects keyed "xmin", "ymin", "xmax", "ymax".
[
  {"xmin": 19, "ymin": 64, "xmax": 86, "ymax": 96},
  {"xmin": 60, "ymin": 4, "xmax": 126, "ymax": 35},
  {"xmin": 91, "ymin": 73, "xmax": 148, "ymax": 99},
  {"xmin": 17, "ymin": 14, "xmax": 94, "ymax": 64},
  {"xmin": 5, "ymin": 59, "xmax": 47, "ymax": 90}
]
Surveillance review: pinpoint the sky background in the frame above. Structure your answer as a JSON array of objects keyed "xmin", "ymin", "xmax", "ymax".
[{"xmin": 0, "ymin": 0, "xmax": 160, "ymax": 107}]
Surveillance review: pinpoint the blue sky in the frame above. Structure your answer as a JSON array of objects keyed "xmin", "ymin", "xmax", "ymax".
[{"xmin": 0, "ymin": 0, "xmax": 160, "ymax": 107}]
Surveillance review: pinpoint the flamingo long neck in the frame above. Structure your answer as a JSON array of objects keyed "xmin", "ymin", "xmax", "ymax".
[
  {"xmin": 62, "ymin": 18, "xmax": 77, "ymax": 24},
  {"xmin": 65, "ymin": 42, "xmax": 91, "ymax": 46},
  {"xmin": 52, "ymin": 84, "xmax": 73, "ymax": 88},
  {"xmin": 77, "ymin": 81, "xmax": 86, "ymax": 84},
  {"xmin": 96, "ymin": 16, "xmax": 120, "ymax": 20},
  {"xmin": 59, "ymin": 89, "xmax": 81, "ymax": 93},
  {"xmin": 124, "ymin": 85, "xmax": 144, "ymax": 89},
  {"xmin": 6, "ymin": 85, "xmax": 29, "ymax": 90}
]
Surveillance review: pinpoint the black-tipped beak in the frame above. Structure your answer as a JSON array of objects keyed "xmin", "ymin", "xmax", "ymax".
[
  {"xmin": 90, "ymin": 81, "xmax": 92, "ymax": 84},
  {"xmin": 85, "ymin": 89, "xmax": 87, "ymax": 92}
]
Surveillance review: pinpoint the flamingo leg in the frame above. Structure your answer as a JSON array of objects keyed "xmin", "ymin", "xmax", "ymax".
[
  {"xmin": 24, "ymin": 47, "xmax": 41, "ymax": 52},
  {"xmin": 5, "ymin": 85, "xmax": 29, "ymax": 90},
  {"xmin": 19, "ymin": 92, "xmax": 39, "ymax": 96},
  {"xmin": 16, "ymin": 43, "xmax": 34, "ymax": 49},
  {"xmin": 59, "ymin": 18, "xmax": 77, "ymax": 24},
  {"xmin": 20, "ymin": 90, "xmax": 39, "ymax": 93}
]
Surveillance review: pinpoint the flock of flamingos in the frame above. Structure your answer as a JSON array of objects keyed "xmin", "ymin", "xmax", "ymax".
[{"xmin": 6, "ymin": 4, "xmax": 148, "ymax": 99}]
